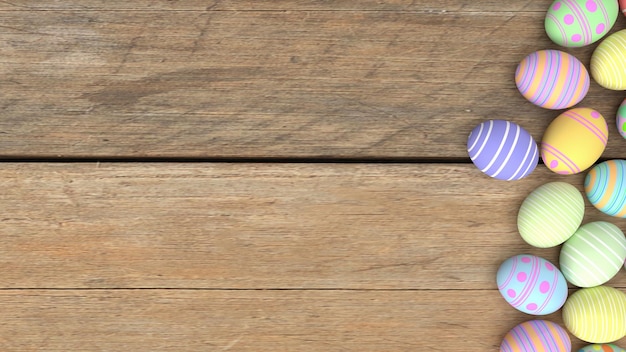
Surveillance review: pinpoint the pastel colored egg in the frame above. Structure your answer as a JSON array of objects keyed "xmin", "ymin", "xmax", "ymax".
[
  {"xmin": 591, "ymin": 29, "xmax": 626, "ymax": 90},
  {"xmin": 562, "ymin": 286, "xmax": 626, "ymax": 343},
  {"xmin": 585, "ymin": 160, "xmax": 626, "ymax": 218},
  {"xmin": 500, "ymin": 320, "xmax": 571, "ymax": 352},
  {"xmin": 541, "ymin": 107, "xmax": 608, "ymax": 175},
  {"xmin": 579, "ymin": 344, "xmax": 626, "ymax": 352},
  {"xmin": 545, "ymin": 0, "xmax": 618, "ymax": 47},
  {"xmin": 617, "ymin": 99, "xmax": 626, "ymax": 139},
  {"xmin": 515, "ymin": 50, "xmax": 589, "ymax": 109},
  {"xmin": 497, "ymin": 254, "xmax": 568, "ymax": 315},
  {"xmin": 560, "ymin": 221, "xmax": 626, "ymax": 287},
  {"xmin": 518, "ymin": 182, "xmax": 584, "ymax": 248},
  {"xmin": 621, "ymin": 0, "xmax": 626, "ymax": 16},
  {"xmin": 467, "ymin": 120, "xmax": 539, "ymax": 180}
]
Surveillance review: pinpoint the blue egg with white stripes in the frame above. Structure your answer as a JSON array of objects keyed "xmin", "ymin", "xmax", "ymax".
[{"xmin": 467, "ymin": 120, "xmax": 539, "ymax": 180}]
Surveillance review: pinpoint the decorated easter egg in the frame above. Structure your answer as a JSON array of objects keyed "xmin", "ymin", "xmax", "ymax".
[
  {"xmin": 621, "ymin": 0, "xmax": 626, "ymax": 16},
  {"xmin": 497, "ymin": 254, "xmax": 568, "ymax": 315},
  {"xmin": 617, "ymin": 99, "xmax": 626, "ymax": 139},
  {"xmin": 500, "ymin": 320, "xmax": 571, "ymax": 352},
  {"xmin": 585, "ymin": 160, "xmax": 626, "ymax": 218},
  {"xmin": 579, "ymin": 344, "xmax": 626, "ymax": 352},
  {"xmin": 518, "ymin": 182, "xmax": 584, "ymax": 248},
  {"xmin": 541, "ymin": 107, "xmax": 608, "ymax": 175},
  {"xmin": 563, "ymin": 286, "xmax": 626, "ymax": 343},
  {"xmin": 467, "ymin": 120, "xmax": 539, "ymax": 180},
  {"xmin": 591, "ymin": 29, "xmax": 626, "ymax": 90},
  {"xmin": 545, "ymin": 0, "xmax": 619, "ymax": 47},
  {"xmin": 515, "ymin": 50, "xmax": 589, "ymax": 109},
  {"xmin": 560, "ymin": 221, "xmax": 626, "ymax": 287}
]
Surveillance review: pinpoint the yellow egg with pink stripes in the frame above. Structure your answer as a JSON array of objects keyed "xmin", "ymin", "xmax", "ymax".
[
  {"xmin": 541, "ymin": 107, "xmax": 608, "ymax": 175},
  {"xmin": 515, "ymin": 49, "xmax": 590, "ymax": 109}
]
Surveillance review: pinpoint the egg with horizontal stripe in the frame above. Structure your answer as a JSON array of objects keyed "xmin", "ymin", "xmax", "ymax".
[
  {"xmin": 617, "ymin": 99, "xmax": 626, "ymax": 139},
  {"xmin": 541, "ymin": 107, "xmax": 608, "ymax": 175},
  {"xmin": 579, "ymin": 344, "xmax": 626, "ymax": 352},
  {"xmin": 585, "ymin": 160, "xmax": 626, "ymax": 217},
  {"xmin": 467, "ymin": 120, "xmax": 539, "ymax": 180},
  {"xmin": 500, "ymin": 320, "xmax": 571, "ymax": 352},
  {"xmin": 562, "ymin": 286, "xmax": 626, "ymax": 343},
  {"xmin": 559, "ymin": 221, "xmax": 626, "ymax": 287},
  {"xmin": 515, "ymin": 50, "xmax": 589, "ymax": 109},
  {"xmin": 497, "ymin": 255, "xmax": 568, "ymax": 315},
  {"xmin": 518, "ymin": 182, "xmax": 584, "ymax": 248},
  {"xmin": 591, "ymin": 29, "xmax": 626, "ymax": 90},
  {"xmin": 545, "ymin": 0, "xmax": 619, "ymax": 47}
]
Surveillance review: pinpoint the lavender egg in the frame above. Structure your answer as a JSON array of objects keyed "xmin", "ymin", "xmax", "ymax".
[
  {"xmin": 467, "ymin": 120, "xmax": 539, "ymax": 180},
  {"xmin": 497, "ymin": 254, "xmax": 568, "ymax": 315}
]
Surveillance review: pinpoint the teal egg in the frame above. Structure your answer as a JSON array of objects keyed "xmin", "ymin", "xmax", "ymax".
[{"xmin": 585, "ymin": 160, "xmax": 626, "ymax": 218}]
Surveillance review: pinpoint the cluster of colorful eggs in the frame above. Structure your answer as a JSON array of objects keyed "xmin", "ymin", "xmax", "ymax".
[{"xmin": 466, "ymin": 1, "xmax": 626, "ymax": 351}]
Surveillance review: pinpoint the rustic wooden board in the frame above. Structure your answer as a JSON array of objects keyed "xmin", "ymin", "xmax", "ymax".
[
  {"xmin": 1, "ymin": 2, "xmax": 624, "ymax": 158},
  {"xmin": 1, "ymin": 163, "xmax": 624, "ymax": 289},
  {"xmin": 0, "ymin": 289, "xmax": 623, "ymax": 351},
  {"xmin": 2, "ymin": 1, "xmax": 626, "ymax": 351}
]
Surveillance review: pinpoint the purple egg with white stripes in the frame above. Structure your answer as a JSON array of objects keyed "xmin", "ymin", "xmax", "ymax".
[
  {"xmin": 497, "ymin": 254, "xmax": 568, "ymax": 315},
  {"xmin": 515, "ymin": 49, "xmax": 589, "ymax": 109},
  {"xmin": 467, "ymin": 120, "xmax": 539, "ymax": 180}
]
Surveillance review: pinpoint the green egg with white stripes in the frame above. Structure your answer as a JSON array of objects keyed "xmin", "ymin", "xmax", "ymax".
[
  {"xmin": 518, "ymin": 182, "xmax": 585, "ymax": 248},
  {"xmin": 560, "ymin": 221, "xmax": 626, "ymax": 287}
]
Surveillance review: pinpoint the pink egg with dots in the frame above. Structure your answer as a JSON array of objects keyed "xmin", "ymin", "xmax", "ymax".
[
  {"xmin": 545, "ymin": 0, "xmax": 619, "ymax": 48},
  {"xmin": 497, "ymin": 254, "xmax": 568, "ymax": 315}
]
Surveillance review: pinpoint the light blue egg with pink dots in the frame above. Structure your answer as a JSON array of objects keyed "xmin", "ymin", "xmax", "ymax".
[
  {"xmin": 545, "ymin": 0, "xmax": 619, "ymax": 47},
  {"xmin": 617, "ymin": 98, "xmax": 626, "ymax": 139},
  {"xmin": 497, "ymin": 254, "xmax": 568, "ymax": 315}
]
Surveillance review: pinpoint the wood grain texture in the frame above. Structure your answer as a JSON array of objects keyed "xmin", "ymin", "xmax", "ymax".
[
  {"xmin": 3, "ymin": 1, "xmax": 626, "ymax": 351},
  {"xmin": 1, "ymin": 2, "xmax": 624, "ymax": 158},
  {"xmin": 0, "ymin": 290, "xmax": 623, "ymax": 351},
  {"xmin": 1, "ymin": 163, "xmax": 624, "ymax": 290}
]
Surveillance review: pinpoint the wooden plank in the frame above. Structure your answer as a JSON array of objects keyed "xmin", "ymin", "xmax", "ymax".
[
  {"xmin": 1, "ymin": 5, "xmax": 624, "ymax": 158},
  {"xmin": 0, "ymin": 1, "xmax": 568, "ymax": 12},
  {"xmin": 0, "ymin": 289, "xmax": 622, "ymax": 351},
  {"xmin": 1, "ymin": 163, "xmax": 624, "ymax": 289}
]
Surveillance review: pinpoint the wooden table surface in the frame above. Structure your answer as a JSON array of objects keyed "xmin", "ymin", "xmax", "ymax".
[{"xmin": 1, "ymin": 1, "xmax": 625, "ymax": 350}]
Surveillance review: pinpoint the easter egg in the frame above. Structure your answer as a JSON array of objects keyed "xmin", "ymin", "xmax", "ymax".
[
  {"xmin": 515, "ymin": 50, "xmax": 589, "ymax": 109},
  {"xmin": 585, "ymin": 160, "xmax": 626, "ymax": 217},
  {"xmin": 591, "ymin": 29, "xmax": 626, "ymax": 90},
  {"xmin": 497, "ymin": 254, "xmax": 568, "ymax": 315},
  {"xmin": 617, "ymin": 99, "xmax": 626, "ymax": 139},
  {"xmin": 541, "ymin": 107, "xmax": 608, "ymax": 175},
  {"xmin": 467, "ymin": 120, "xmax": 539, "ymax": 180},
  {"xmin": 562, "ymin": 286, "xmax": 626, "ymax": 343},
  {"xmin": 579, "ymin": 344, "xmax": 626, "ymax": 352},
  {"xmin": 545, "ymin": 0, "xmax": 619, "ymax": 47},
  {"xmin": 500, "ymin": 320, "xmax": 571, "ymax": 352},
  {"xmin": 560, "ymin": 221, "xmax": 626, "ymax": 287},
  {"xmin": 518, "ymin": 182, "xmax": 584, "ymax": 248},
  {"xmin": 621, "ymin": 0, "xmax": 626, "ymax": 16}
]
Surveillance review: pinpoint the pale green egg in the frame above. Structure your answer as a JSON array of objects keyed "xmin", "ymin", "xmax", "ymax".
[{"xmin": 517, "ymin": 182, "xmax": 584, "ymax": 248}]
